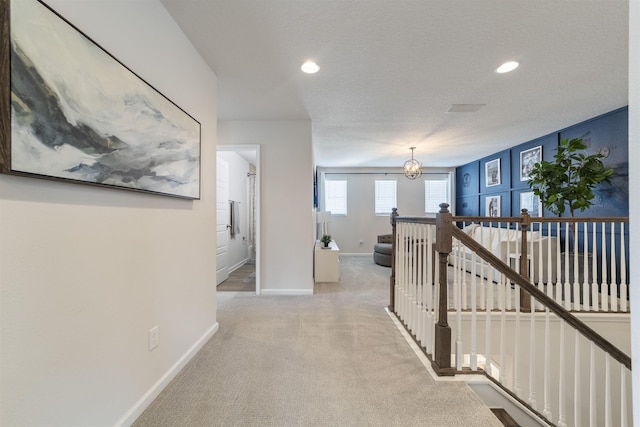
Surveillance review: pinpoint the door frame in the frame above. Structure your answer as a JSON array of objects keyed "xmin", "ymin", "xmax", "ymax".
[{"xmin": 216, "ymin": 144, "xmax": 261, "ymax": 295}]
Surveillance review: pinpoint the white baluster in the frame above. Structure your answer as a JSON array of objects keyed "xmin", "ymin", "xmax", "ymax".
[
  {"xmin": 403, "ymin": 223, "xmax": 408, "ymax": 321},
  {"xmin": 573, "ymin": 223, "xmax": 581, "ymax": 312},
  {"xmin": 542, "ymin": 307, "xmax": 552, "ymax": 420},
  {"xmin": 604, "ymin": 354, "xmax": 612, "ymax": 427},
  {"xmin": 471, "ymin": 250, "xmax": 478, "ymax": 371},
  {"xmin": 456, "ymin": 237, "xmax": 463, "ymax": 371},
  {"xmin": 411, "ymin": 223, "xmax": 418, "ymax": 333},
  {"xmin": 406, "ymin": 224, "xmax": 415, "ymax": 330},
  {"xmin": 528, "ymin": 296, "xmax": 537, "ymax": 410},
  {"xmin": 480, "ymin": 225, "xmax": 486, "ymax": 310},
  {"xmin": 432, "ymin": 237, "xmax": 439, "ymax": 354},
  {"xmin": 589, "ymin": 342, "xmax": 597, "ymax": 427},
  {"xmin": 418, "ymin": 225, "xmax": 425, "ymax": 346},
  {"xmin": 591, "ymin": 222, "xmax": 598, "ymax": 311},
  {"xmin": 582, "ymin": 222, "xmax": 589, "ymax": 311},
  {"xmin": 574, "ymin": 331, "xmax": 581, "ymax": 427},
  {"xmin": 426, "ymin": 226, "xmax": 434, "ymax": 355},
  {"xmin": 415, "ymin": 224, "xmax": 427, "ymax": 343},
  {"xmin": 396, "ymin": 223, "xmax": 403, "ymax": 319},
  {"xmin": 620, "ymin": 365, "xmax": 628, "ymax": 427},
  {"xmin": 555, "ymin": 222, "xmax": 563, "ymax": 307},
  {"xmin": 557, "ymin": 320, "xmax": 567, "ymax": 427},
  {"xmin": 620, "ymin": 222, "xmax": 627, "ymax": 312},
  {"xmin": 514, "ymin": 286, "xmax": 521, "ymax": 397},
  {"xmin": 536, "ymin": 223, "xmax": 543, "ymax": 310},
  {"xmin": 402, "ymin": 223, "xmax": 408, "ymax": 323},
  {"xmin": 424, "ymin": 225, "xmax": 433, "ymax": 349},
  {"xmin": 564, "ymin": 223, "xmax": 571, "ymax": 310},
  {"xmin": 601, "ymin": 222, "xmax": 609, "ymax": 312},
  {"xmin": 485, "ymin": 257, "xmax": 493, "ymax": 378},
  {"xmin": 464, "ymin": 252, "xmax": 471, "ymax": 311},
  {"xmin": 611, "ymin": 222, "xmax": 618, "ymax": 312},
  {"xmin": 484, "ymin": 296, "xmax": 493, "ymax": 376},
  {"xmin": 499, "ymin": 273, "xmax": 506, "ymax": 385}
]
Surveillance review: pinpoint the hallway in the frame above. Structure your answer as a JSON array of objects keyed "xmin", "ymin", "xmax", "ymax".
[{"xmin": 133, "ymin": 256, "xmax": 502, "ymax": 426}]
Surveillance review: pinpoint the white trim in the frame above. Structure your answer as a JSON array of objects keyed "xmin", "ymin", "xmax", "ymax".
[
  {"xmin": 228, "ymin": 257, "xmax": 251, "ymax": 274},
  {"xmin": 114, "ymin": 322, "xmax": 220, "ymax": 427},
  {"xmin": 261, "ymin": 289, "xmax": 314, "ymax": 296}
]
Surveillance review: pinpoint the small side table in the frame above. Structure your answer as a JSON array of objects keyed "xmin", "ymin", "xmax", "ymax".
[{"xmin": 314, "ymin": 241, "xmax": 340, "ymax": 282}]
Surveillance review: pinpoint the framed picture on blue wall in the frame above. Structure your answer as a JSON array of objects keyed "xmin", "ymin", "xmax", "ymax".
[
  {"xmin": 520, "ymin": 191, "xmax": 542, "ymax": 217},
  {"xmin": 520, "ymin": 146, "xmax": 542, "ymax": 181},
  {"xmin": 486, "ymin": 195, "xmax": 501, "ymax": 217},
  {"xmin": 485, "ymin": 158, "xmax": 501, "ymax": 187}
]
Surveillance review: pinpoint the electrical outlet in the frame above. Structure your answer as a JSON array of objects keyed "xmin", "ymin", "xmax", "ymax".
[{"xmin": 149, "ymin": 326, "xmax": 159, "ymax": 351}]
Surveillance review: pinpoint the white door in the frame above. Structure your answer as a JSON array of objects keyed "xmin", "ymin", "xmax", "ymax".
[{"xmin": 216, "ymin": 158, "xmax": 230, "ymax": 285}]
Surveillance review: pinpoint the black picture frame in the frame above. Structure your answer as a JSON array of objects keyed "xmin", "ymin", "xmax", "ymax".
[{"xmin": 1, "ymin": 0, "xmax": 201, "ymax": 199}]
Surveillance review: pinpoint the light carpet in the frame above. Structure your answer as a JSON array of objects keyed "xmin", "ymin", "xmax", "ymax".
[{"xmin": 133, "ymin": 256, "xmax": 502, "ymax": 427}]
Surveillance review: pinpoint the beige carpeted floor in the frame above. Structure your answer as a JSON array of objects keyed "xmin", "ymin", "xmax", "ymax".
[{"xmin": 133, "ymin": 256, "xmax": 502, "ymax": 427}]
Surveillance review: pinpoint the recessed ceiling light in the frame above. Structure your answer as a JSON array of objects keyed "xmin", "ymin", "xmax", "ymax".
[
  {"xmin": 448, "ymin": 104, "xmax": 485, "ymax": 113},
  {"xmin": 496, "ymin": 61, "xmax": 519, "ymax": 74},
  {"xmin": 301, "ymin": 60, "xmax": 319, "ymax": 74}
]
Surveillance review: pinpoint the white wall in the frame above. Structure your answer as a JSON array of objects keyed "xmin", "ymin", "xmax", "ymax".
[
  {"xmin": 0, "ymin": 1, "xmax": 218, "ymax": 426},
  {"xmin": 217, "ymin": 151, "xmax": 251, "ymax": 270},
  {"xmin": 218, "ymin": 120, "xmax": 315, "ymax": 294},
  {"xmin": 629, "ymin": 0, "xmax": 639, "ymax": 424},
  {"xmin": 317, "ymin": 167, "xmax": 454, "ymax": 253}
]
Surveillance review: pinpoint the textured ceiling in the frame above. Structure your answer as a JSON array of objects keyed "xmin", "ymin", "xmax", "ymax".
[{"xmin": 160, "ymin": 0, "xmax": 628, "ymax": 168}]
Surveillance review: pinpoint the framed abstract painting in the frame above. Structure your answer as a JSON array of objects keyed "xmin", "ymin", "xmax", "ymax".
[{"xmin": 0, "ymin": 0, "xmax": 201, "ymax": 199}]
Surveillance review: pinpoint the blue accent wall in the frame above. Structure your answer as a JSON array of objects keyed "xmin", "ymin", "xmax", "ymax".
[{"xmin": 455, "ymin": 107, "xmax": 628, "ymax": 218}]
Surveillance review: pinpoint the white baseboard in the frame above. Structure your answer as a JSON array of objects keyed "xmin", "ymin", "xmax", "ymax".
[
  {"xmin": 229, "ymin": 257, "xmax": 251, "ymax": 273},
  {"xmin": 261, "ymin": 289, "xmax": 314, "ymax": 296},
  {"xmin": 114, "ymin": 322, "xmax": 220, "ymax": 427}
]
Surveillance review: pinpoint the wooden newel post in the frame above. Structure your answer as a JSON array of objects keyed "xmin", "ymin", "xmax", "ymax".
[
  {"xmin": 433, "ymin": 203, "xmax": 454, "ymax": 375},
  {"xmin": 389, "ymin": 207, "xmax": 398, "ymax": 312},
  {"xmin": 520, "ymin": 209, "xmax": 532, "ymax": 312}
]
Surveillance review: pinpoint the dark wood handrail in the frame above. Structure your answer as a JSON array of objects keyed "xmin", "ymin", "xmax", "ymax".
[{"xmin": 452, "ymin": 226, "xmax": 632, "ymax": 370}]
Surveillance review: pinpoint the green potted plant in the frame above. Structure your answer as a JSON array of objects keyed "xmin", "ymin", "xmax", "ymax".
[
  {"xmin": 527, "ymin": 137, "xmax": 613, "ymax": 218},
  {"xmin": 527, "ymin": 136, "xmax": 614, "ymax": 282},
  {"xmin": 320, "ymin": 234, "xmax": 332, "ymax": 248}
]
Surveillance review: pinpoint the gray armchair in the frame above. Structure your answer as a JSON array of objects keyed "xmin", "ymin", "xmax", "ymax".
[{"xmin": 373, "ymin": 234, "xmax": 392, "ymax": 267}]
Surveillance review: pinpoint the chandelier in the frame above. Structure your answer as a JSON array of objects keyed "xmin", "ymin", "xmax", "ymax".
[{"xmin": 403, "ymin": 147, "xmax": 422, "ymax": 179}]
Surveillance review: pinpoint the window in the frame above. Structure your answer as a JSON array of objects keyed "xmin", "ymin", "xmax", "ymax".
[
  {"xmin": 375, "ymin": 180, "xmax": 397, "ymax": 215},
  {"xmin": 325, "ymin": 180, "xmax": 347, "ymax": 215},
  {"xmin": 425, "ymin": 179, "xmax": 449, "ymax": 213}
]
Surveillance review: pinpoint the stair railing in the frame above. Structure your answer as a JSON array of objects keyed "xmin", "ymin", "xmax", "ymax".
[{"xmin": 389, "ymin": 205, "xmax": 632, "ymax": 427}]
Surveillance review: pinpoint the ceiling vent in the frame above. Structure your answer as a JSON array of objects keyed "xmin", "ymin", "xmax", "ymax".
[{"xmin": 447, "ymin": 104, "xmax": 485, "ymax": 113}]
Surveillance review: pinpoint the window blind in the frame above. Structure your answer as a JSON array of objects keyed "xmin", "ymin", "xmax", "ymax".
[
  {"xmin": 424, "ymin": 179, "xmax": 449, "ymax": 213},
  {"xmin": 325, "ymin": 180, "xmax": 347, "ymax": 215},
  {"xmin": 375, "ymin": 180, "xmax": 397, "ymax": 215}
]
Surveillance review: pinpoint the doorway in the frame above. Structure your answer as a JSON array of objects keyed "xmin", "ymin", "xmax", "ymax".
[{"xmin": 216, "ymin": 145, "xmax": 261, "ymax": 295}]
